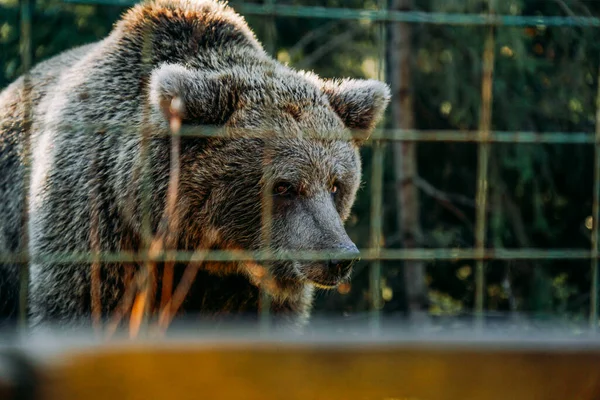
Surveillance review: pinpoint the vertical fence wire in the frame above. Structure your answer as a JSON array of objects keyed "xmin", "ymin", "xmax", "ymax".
[
  {"xmin": 259, "ymin": 0, "xmax": 276, "ymax": 333},
  {"xmin": 474, "ymin": 0, "xmax": 496, "ymax": 329},
  {"xmin": 590, "ymin": 60, "xmax": 600, "ymax": 330},
  {"xmin": 368, "ymin": 0, "xmax": 388, "ymax": 334},
  {"xmin": 18, "ymin": 0, "xmax": 33, "ymax": 331},
  {"xmin": 259, "ymin": 154, "xmax": 274, "ymax": 335},
  {"xmin": 368, "ymin": 144, "xmax": 384, "ymax": 332},
  {"xmin": 90, "ymin": 137, "xmax": 103, "ymax": 335}
]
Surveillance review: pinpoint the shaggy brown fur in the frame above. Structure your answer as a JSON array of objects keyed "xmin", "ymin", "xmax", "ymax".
[{"xmin": 0, "ymin": 0, "xmax": 390, "ymax": 331}]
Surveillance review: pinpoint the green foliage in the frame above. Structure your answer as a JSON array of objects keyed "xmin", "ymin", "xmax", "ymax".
[{"xmin": 0, "ymin": 0, "xmax": 125, "ymax": 88}]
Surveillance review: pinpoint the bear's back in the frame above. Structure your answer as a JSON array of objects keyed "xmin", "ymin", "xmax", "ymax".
[{"xmin": 0, "ymin": 42, "xmax": 99, "ymax": 326}]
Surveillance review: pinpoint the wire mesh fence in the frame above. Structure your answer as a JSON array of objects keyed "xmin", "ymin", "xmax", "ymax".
[{"xmin": 2, "ymin": 0, "xmax": 600, "ymax": 341}]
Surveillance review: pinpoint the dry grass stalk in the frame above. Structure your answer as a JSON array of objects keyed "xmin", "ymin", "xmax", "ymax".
[
  {"xmin": 129, "ymin": 289, "xmax": 148, "ymax": 338},
  {"xmin": 105, "ymin": 267, "xmax": 143, "ymax": 339},
  {"xmin": 89, "ymin": 148, "xmax": 103, "ymax": 334},
  {"xmin": 127, "ymin": 97, "xmax": 184, "ymax": 338},
  {"xmin": 157, "ymin": 261, "xmax": 201, "ymax": 330},
  {"xmin": 157, "ymin": 99, "xmax": 183, "ymax": 325}
]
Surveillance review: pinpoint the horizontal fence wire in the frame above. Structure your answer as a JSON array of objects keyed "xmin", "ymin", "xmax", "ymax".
[
  {"xmin": 60, "ymin": 0, "xmax": 600, "ymax": 27},
  {"xmin": 365, "ymin": 130, "xmax": 598, "ymax": 144},
  {"xmin": 157, "ymin": 128, "xmax": 600, "ymax": 144},
  {"xmin": 1, "ymin": 249, "xmax": 599, "ymax": 264},
  {"xmin": 35, "ymin": 124, "xmax": 600, "ymax": 144}
]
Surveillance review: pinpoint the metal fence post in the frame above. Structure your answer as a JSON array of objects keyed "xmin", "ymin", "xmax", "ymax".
[
  {"xmin": 18, "ymin": 0, "xmax": 34, "ymax": 331},
  {"xmin": 474, "ymin": 0, "xmax": 496, "ymax": 330},
  {"xmin": 590, "ymin": 59, "xmax": 600, "ymax": 330}
]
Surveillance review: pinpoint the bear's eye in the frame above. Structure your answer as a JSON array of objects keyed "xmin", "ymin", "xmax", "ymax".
[
  {"xmin": 273, "ymin": 182, "xmax": 293, "ymax": 196},
  {"xmin": 331, "ymin": 183, "xmax": 339, "ymax": 195}
]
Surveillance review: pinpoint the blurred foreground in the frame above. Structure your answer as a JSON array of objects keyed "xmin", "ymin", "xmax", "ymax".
[{"xmin": 0, "ymin": 316, "xmax": 600, "ymax": 400}]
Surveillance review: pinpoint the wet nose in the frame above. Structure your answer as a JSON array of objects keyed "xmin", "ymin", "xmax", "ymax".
[{"xmin": 328, "ymin": 243, "xmax": 360, "ymax": 275}]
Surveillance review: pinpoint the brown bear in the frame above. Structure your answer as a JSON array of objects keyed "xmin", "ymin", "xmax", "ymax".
[{"xmin": 0, "ymin": 0, "xmax": 390, "ymax": 331}]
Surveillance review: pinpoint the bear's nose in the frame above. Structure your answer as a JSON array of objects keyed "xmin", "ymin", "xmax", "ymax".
[{"xmin": 328, "ymin": 243, "xmax": 360, "ymax": 275}]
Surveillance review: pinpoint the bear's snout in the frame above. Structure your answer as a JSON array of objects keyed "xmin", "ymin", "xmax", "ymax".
[
  {"xmin": 327, "ymin": 242, "xmax": 360, "ymax": 279},
  {"xmin": 300, "ymin": 242, "xmax": 360, "ymax": 289}
]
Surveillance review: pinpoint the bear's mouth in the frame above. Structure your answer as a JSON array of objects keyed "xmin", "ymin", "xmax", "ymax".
[
  {"xmin": 297, "ymin": 260, "xmax": 353, "ymax": 289},
  {"xmin": 309, "ymin": 280, "xmax": 340, "ymax": 290}
]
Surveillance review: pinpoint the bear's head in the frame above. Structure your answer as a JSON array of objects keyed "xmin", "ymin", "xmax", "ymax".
[{"xmin": 148, "ymin": 62, "xmax": 390, "ymax": 298}]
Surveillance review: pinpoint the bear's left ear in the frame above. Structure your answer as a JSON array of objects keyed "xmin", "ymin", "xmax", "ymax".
[
  {"xmin": 322, "ymin": 78, "xmax": 391, "ymax": 141},
  {"xmin": 148, "ymin": 63, "xmax": 239, "ymax": 127}
]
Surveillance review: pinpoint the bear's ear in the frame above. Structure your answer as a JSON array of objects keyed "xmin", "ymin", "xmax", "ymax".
[
  {"xmin": 322, "ymin": 78, "xmax": 391, "ymax": 142},
  {"xmin": 148, "ymin": 63, "xmax": 239, "ymax": 126}
]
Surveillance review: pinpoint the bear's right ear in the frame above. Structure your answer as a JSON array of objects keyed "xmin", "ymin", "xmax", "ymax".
[
  {"xmin": 148, "ymin": 64, "xmax": 239, "ymax": 126},
  {"xmin": 321, "ymin": 78, "xmax": 391, "ymax": 144}
]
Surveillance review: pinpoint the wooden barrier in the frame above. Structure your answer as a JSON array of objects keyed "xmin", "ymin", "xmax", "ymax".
[
  {"xmin": 39, "ymin": 346, "xmax": 600, "ymax": 400},
  {"xmin": 1, "ymin": 328, "xmax": 600, "ymax": 400}
]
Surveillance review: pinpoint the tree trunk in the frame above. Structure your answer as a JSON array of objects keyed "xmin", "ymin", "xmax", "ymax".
[{"xmin": 387, "ymin": 0, "xmax": 428, "ymax": 320}]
